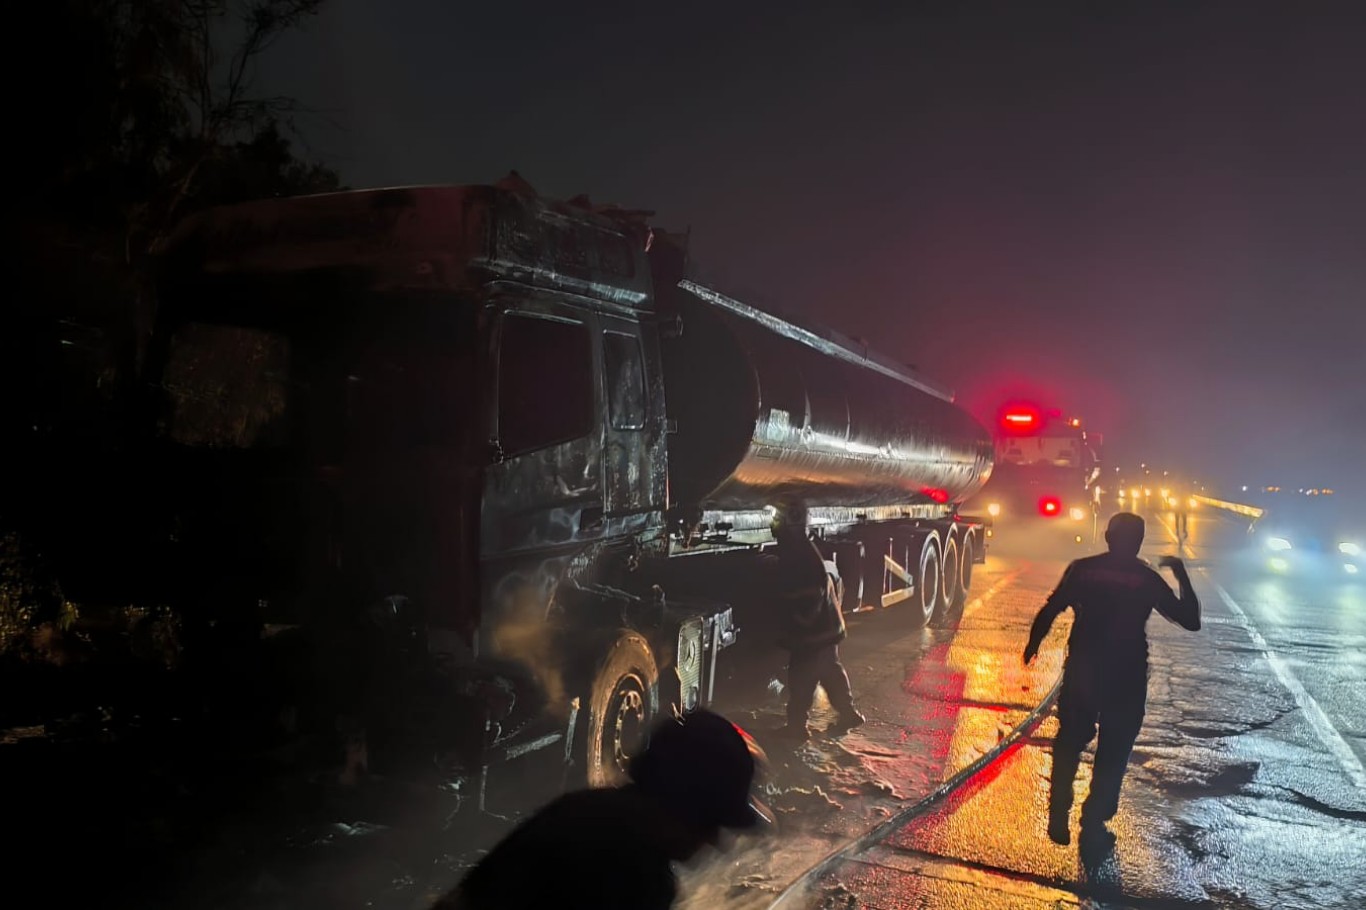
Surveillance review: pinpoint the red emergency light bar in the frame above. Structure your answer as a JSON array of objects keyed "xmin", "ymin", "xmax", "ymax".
[
  {"xmin": 1038, "ymin": 496, "xmax": 1062, "ymax": 516},
  {"xmin": 999, "ymin": 405, "xmax": 1042, "ymax": 433}
]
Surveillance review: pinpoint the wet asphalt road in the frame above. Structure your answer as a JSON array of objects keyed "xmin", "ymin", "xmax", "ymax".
[
  {"xmin": 12, "ymin": 507, "xmax": 1360, "ymax": 909},
  {"xmin": 762, "ymin": 507, "xmax": 1366, "ymax": 910},
  {"xmin": 673, "ymin": 539, "xmax": 1076, "ymax": 910}
]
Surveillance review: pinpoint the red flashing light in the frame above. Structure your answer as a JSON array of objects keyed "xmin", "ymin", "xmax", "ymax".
[
  {"xmin": 1039, "ymin": 496, "xmax": 1062, "ymax": 517},
  {"xmin": 999, "ymin": 403, "xmax": 1042, "ymax": 434}
]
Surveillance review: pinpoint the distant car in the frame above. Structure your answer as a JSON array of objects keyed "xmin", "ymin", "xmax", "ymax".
[{"xmin": 1248, "ymin": 494, "xmax": 1362, "ymax": 579}]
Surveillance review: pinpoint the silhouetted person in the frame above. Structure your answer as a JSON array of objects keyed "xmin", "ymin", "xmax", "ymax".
[
  {"xmin": 437, "ymin": 710, "xmax": 769, "ymax": 910},
  {"xmin": 1023, "ymin": 511, "xmax": 1200, "ymax": 846},
  {"xmin": 1174, "ymin": 496, "xmax": 1190, "ymax": 547},
  {"xmin": 774, "ymin": 499, "xmax": 864, "ymax": 740}
]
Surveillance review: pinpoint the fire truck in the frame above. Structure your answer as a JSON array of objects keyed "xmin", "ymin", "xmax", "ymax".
[{"xmin": 968, "ymin": 402, "xmax": 1102, "ymax": 546}]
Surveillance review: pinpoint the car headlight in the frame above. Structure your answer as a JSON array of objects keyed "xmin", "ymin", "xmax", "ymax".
[
  {"xmin": 1346, "ymin": 564, "xmax": 1360, "ymax": 575},
  {"xmin": 1068, "ymin": 507, "xmax": 1087, "ymax": 521},
  {"xmin": 1339, "ymin": 542, "xmax": 1361, "ymax": 557},
  {"xmin": 1265, "ymin": 537, "xmax": 1293, "ymax": 552},
  {"xmin": 987, "ymin": 502, "xmax": 1001, "ymax": 518}
]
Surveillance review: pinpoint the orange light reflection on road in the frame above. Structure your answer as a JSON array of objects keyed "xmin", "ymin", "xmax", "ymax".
[
  {"xmin": 894, "ymin": 570, "xmax": 1169, "ymax": 899},
  {"xmin": 934, "ymin": 569, "xmax": 1068, "ymax": 779}
]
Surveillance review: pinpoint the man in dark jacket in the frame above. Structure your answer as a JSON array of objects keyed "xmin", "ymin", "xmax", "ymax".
[
  {"xmin": 774, "ymin": 499, "xmax": 864, "ymax": 740},
  {"xmin": 438, "ymin": 710, "xmax": 770, "ymax": 910},
  {"xmin": 1024, "ymin": 511, "xmax": 1200, "ymax": 846}
]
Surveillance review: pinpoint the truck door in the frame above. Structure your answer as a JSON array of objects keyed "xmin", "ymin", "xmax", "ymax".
[
  {"xmin": 482, "ymin": 301, "xmax": 605, "ymax": 556},
  {"xmin": 598, "ymin": 315, "xmax": 665, "ymax": 533}
]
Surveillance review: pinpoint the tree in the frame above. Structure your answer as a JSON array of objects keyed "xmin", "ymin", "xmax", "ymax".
[
  {"xmin": 20, "ymin": 0, "xmax": 332, "ymax": 236},
  {"xmin": 9, "ymin": 0, "xmax": 339, "ymax": 441},
  {"xmin": 4, "ymin": 1, "xmax": 342, "ymax": 627}
]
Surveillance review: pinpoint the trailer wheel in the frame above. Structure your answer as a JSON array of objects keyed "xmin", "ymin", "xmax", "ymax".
[
  {"xmin": 832, "ymin": 541, "xmax": 866, "ymax": 615},
  {"xmin": 586, "ymin": 632, "xmax": 660, "ymax": 789},
  {"xmin": 959, "ymin": 532, "xmax": 976, "ymax": 601},
  {"xmin": 912, "ymin": 537, "xmax": 941, "ymax": 627},
  {"xmin": 937, "ymin": 535, "xmax": 960, "ymax": 619},
  {"xmin": 861, "ymin": 538, "xmax": 892, "ymax": 611}
]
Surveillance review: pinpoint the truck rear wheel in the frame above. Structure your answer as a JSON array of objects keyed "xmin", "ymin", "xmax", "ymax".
[
  {"xmin": 585, "ymin": 633, "xmax": 660, "ymax": 789},
  {"xmin": 831, "ymin": 540, "xmax": 866, "ymax": 615},
  {"xmin": 936, "ymin": 535, "xmax": 960, "ymax": 620},
  {"xmin": 861, "ymin": 537, "xmax": 892, "ymax": 611},
  {"xmin": 959, "ymin": 532, "xmax": 976, "ymax": 602},
  {"xmin": 912, "ymin": 536, "xmax": 941, "ymax": 627}
]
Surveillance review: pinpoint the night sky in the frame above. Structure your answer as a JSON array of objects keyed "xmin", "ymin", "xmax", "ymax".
[{"xmin": 263, "ymin": 1, "xmax": 1366, "ymax": 496}]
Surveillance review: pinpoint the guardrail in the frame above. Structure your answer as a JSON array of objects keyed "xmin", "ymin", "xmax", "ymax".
[{"xmin": 1192, "ymin": 494, "xmax": 1264, "ymax": 519}]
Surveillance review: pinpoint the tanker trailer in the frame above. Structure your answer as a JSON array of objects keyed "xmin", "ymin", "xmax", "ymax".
[{"xmin": 647, "ymin": 251, "xmax": 995, "ymax": 628}]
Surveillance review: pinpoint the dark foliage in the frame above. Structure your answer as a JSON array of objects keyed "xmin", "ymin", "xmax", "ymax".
[{"xmin": 4, "ymin": 0, "xmax": 340, "ymax": 656}]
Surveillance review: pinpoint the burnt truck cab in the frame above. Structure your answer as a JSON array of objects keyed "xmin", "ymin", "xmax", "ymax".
[{"xmin": 150, "ymin": 182, "xmax": 734, "ymax": 797}]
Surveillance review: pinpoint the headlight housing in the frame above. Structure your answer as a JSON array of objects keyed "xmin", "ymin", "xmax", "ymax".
[
  {"xmin": 1339, "ymin": 542, "xmax": 1361, "ymax": 557},
  {"xmin": 1265, "ymin": 537, "xmax": 1293, "ymax": 552},
  {"xmin": 1068, "ymin": 507, "xmax": 1087, "ymax": 521}
]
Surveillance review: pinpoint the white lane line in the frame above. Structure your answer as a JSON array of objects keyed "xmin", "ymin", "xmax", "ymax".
[
  {"xmin": 959, "ymin": 566, "xmax": 1023, "ymax": 622},
  {"xmin": 1213, "ymin": 582, "xmax": 1366, "ymax": 789},
  {"xmin": 1150, "ymin": 511, "xmax": 1192, "ymax": 560}
]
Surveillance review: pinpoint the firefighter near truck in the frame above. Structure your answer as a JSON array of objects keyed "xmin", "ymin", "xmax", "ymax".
[
  {"xmin": 52, "ymin": 177, "xmax": 995, "ymax": 819},
  {"xmin": 970, "ymin": 402, "xmax": 1102, "ymax": 549}
]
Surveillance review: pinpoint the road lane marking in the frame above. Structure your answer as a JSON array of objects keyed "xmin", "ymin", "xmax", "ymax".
[
  {"xmin": 1213, "ymin": 583, "xmax": 1366, "ymax": 789},
  {"xmin": 1152, "ymin": 512, "xmax": 1191, "ymax": 557},
  {"xmin": 959, "ymin": 566, "xmax": 1024, "ymax": 622}
]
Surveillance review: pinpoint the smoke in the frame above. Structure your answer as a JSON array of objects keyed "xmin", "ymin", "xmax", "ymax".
[{"xmin": 485, "ymin": 566, "xmax": 571, "ymax": 721}]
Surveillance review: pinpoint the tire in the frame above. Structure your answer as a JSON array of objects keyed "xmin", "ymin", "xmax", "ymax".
[
  {"xmin": 959, "ymin": 532, "xmax": 976, "ymax": 603},
  {"xmin": 832, "ymin": 541, "xmax": 865, "ymax": 615},
  {"xmin": 585, "ymin": 632, "xmax": 660, "ymax": 789},
  {"xmin": 912, "ymin": 536, "xmax": 941, "ymax": 628},
  {"xmin": 861, "ymin": 537, "xmax": 892, "ymax": 611},
  {"xmin": 936, "ymin": 535, "xmax": 960, "ymax": 620}
]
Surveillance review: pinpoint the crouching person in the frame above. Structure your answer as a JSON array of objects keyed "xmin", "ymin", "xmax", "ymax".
[{"xmin": 438, "ymin": 709, "xmax": 771, "ymax": 910}]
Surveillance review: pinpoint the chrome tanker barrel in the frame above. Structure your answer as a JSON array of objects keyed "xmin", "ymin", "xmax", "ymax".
[{"xmin": 658, "ymin": 281, "xmax": 994, "ymax": 516}]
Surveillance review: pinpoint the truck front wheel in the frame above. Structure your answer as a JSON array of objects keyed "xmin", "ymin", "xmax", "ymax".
[{"xmin": 585, "ymin": 632, "xmax": 660, "ymax": 789}]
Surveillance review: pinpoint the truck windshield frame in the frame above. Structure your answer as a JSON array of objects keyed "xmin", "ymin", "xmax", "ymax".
[{"xmin": 496, "ymin": 312, "xmax": 595, "ymax": 457}]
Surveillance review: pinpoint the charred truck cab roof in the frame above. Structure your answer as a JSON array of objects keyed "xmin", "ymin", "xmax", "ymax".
[{"xmin": 160, "ymin": 181, "xmax": 657, "ymax": 306}]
